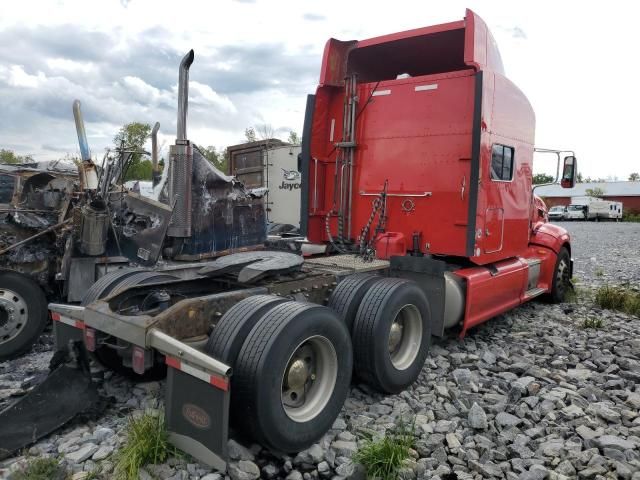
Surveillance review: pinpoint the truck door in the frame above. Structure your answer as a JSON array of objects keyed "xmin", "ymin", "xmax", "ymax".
[{"xmin": 484, "ymin": 207, "xmax": 504, "ymax": 253}]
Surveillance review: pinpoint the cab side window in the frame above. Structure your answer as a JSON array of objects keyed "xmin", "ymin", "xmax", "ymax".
[{"xmin": 491, "ymin": 144, "xmax": 515, "ymax": 181}]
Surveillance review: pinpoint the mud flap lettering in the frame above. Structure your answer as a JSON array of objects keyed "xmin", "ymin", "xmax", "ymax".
[{"xmin": 165, "ymin": 362, "xmax": 229, "ymax": 471}]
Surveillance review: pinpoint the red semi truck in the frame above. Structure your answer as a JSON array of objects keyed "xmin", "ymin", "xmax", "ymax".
[{"xmin": 3, "ymin": 9, "xmax": 576, "ymax": 470}]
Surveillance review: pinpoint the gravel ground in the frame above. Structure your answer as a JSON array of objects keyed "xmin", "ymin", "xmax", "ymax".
[{"xmin": 1, "ymin": 222, "xmax": 639, "ymax": 480}]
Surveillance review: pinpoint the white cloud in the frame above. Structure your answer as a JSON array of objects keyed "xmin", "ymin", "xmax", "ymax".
[
  {"xmin": 189, "ymin": 81, "xmax": 236, "ymax": 113},
  {"xmin": 7, "ymin": 65, "xmax": 46, "ymax": 88},
  {"xmin": 46, "ymin": 58, "xmax": 95, "ymax": 73}
]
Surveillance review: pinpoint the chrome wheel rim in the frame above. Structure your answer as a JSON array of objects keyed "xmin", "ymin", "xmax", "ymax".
[
  {"xmin": 0, "ymin": 288, "xmax": 29, "ymax": 345},
  {"xmin": 388, "ymin": 304, "xmax": 422, "ymax": 370},
  {"xmin": 281, "ymin": 335, "xmax": 338, "ymax": 423}
]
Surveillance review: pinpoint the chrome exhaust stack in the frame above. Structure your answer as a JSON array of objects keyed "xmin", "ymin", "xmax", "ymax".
[
  {"xmin": 168, "ymin": 50, "xmax": 195, "ymax": 238},
  {"xmin": 151, "ymin": 121, "xmax": 161, "ymax": 187},
  {"xmin": 72, "ymin": 100, "xmax": 98, "ymax": 190}
]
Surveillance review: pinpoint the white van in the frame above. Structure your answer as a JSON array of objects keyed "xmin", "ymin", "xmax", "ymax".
[{"xmin": 566, "ymin": 204, "xmax": 588, "ymax": 220}]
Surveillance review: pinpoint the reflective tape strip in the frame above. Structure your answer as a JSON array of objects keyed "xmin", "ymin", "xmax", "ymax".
[
  {"xmin": 51, "ymin": 311, "xmax": 85, "ymax": 330},
  {"xmin": 372, "ymin": 89, "xmax": 391, "ymax": 96},
  {"xmin": 166, "ymin": 356, "xmax": 229, "ymax": 391},
  {"xmin": 415, "ymin": 84, "xmax": 438, "ymax": 91}
]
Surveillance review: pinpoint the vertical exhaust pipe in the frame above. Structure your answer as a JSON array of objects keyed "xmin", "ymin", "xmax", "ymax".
[
  {"xmin": 168, "ymin": 50, "xmax": 195, "ymax": 238},
  {"xmin": 72, "ymin": 100, "xmax": 98, "ymax": 190},
  {"xmin": 73, "ymin": 100, "xmax": 91, "ymax": 162},
  {"xmin": 151, "ymin": 122, "xmax": 161, "ymax": 186},
  {"xmin": 177, "ymin": 50, "xmax": 194, "ymax": 141}
]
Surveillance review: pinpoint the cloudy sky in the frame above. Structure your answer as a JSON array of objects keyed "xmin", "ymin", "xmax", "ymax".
[{"xmin": 0, "ymin": 0, "xmax": 638, "ymax": 179}]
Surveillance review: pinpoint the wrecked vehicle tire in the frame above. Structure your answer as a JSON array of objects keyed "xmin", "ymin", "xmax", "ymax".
[
  {"xmin": 81, "ymin": 269, "xmax": 178, "ymax": 379},
  {"xmin": 0, "ymin": 270, "xmax": 48, "ymax": 361}
]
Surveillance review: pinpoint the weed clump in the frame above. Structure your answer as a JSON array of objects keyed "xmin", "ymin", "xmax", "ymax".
[
  {"xmin": 582, "ymin": 316, "xmax": 604, "ymax": 329},
  {"xmin": 595, "ymin": 285, "xmax": 640, "ymax": 316},
  {"xmin": 353, "ymin": 419, "xmax": 415, "ymax": 480},
  {"xmin": 114, "ymin": 411, "xmax": 179, "ymax": 480},
  {"xmin": 12, "ymin": 457, "xmax": 65, "ymax": 480}
]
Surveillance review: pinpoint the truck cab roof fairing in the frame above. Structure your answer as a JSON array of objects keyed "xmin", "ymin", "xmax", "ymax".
[{"xmin": 318, "ymin": 9, "xmax": 504, "ymax": 87}]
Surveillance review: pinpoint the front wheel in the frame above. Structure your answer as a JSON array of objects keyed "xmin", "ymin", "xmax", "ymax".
[
  {"xmin": 233, "ymin": 302, "xmax": 352, "ymax": 453},
  {"xmin": 549, "ymin": 247, "xmax": 571, "ymax": 303},
  {"xmin": 0, "ymin": 271, "xmax": 48, "ymax": 361}
]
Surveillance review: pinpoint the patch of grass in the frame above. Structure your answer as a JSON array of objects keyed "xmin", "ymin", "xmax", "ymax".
[
  {"xmin": 114, "ymin": 411, "xmax": 179, "ymax": 480},
  {"xmin": 622, "ymin": 211, "xmax": 640, "ymax": 222},
  {"xmin": 564, "ymin": 278, "xmax": 585, "ymax": 304},
  {"xmin": 595, "ymin": 268, "xmax": 604, "ymax": 277},
  {"xmin": 582, "ymin": 316, "xmax": 604, "ymax": 329},
  {"xmin": 594, "ymin": 285, "xmax": 640, "ymax": 316},
  {"xmin": 12, "ymin": 457, "xmax": 65, "ymax": 480},
  {"xmin": 353, "ymin": 419, "xmax": 415, "ymax": 480}
]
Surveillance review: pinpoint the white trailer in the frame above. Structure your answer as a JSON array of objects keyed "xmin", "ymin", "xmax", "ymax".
[
  {"xmin": 588, "ymin": 200, "xmax": 623, "ymax": 221},
  {"xmin": 228, "ymin": 140, "xmax": 302, "ymax": 229}
]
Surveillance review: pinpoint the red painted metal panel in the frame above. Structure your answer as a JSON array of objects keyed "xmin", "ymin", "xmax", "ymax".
[
  {"xmin": 307, "ymin": 71, "xmax": 476, "ymax": 256},
  {"xmin": 455, "ymin": 257, "xmax": 528, "ymax": 336}
]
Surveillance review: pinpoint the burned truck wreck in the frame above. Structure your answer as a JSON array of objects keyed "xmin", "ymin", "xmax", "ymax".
[
  {"xmin": 0, "ymin": 50, "xmax": 265, "ymax": 361},
  {"xmin": 0, "ymin": 161, "xmax": 77, "ymax": 358}
]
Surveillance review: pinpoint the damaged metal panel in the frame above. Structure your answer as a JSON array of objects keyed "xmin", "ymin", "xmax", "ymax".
[
  {"xmin": 173, "ymin": 147, "xmax": 266, "ymax": 260},
  {"xmin": 110, "ymin": 192, "xmax": 173, "ymax": 266}
]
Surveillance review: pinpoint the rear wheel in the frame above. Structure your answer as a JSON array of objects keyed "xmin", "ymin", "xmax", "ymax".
[
  {"xmin": 327, "ymin": 273, "xmax": 381, "ymax": 332},
  {"xmin": 352, "ymin": 278, "xmax": 431, "ymax": 393},
  {"xmin": 0, "ymin": 271, "xmax": 48, "ymax": 361},
  {"xmin": 233, "ymin": 302, "xmax": 352, "ymax": 452},
  {"xmin": 205, "ymin": 294, "xmax": 287, "ymax": 365},
  {"xmin": 549, "ymin": 247, "xmax": 571, "ymax": 303}
]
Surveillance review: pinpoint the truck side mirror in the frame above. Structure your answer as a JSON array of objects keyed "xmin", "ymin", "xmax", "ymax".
[{"xmin": 560, "ymin": 156, "xmax": 577, "ymax": 188}]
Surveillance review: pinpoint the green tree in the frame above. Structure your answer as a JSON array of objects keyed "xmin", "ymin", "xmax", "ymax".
[
  {"xmin": 287, "ymin": 130, "xmax": 300, "ymax": 145},
  {"xmin": 0, "ymin": 149, "xmax": 34, "ymax": 164},
  {"xmin": 629, "ymin": 172, "xmax": 639, "ymax": 181},
  {"xmin": 585, "ymin": 187, "xmax": 605, "ymax": 197},
  {"xmin": 113, "ymin": 122, "xmax": 152, "ymax": 181},
  {"xmin": 532, "ymin": 173, "xmax": 554, "ymax": 185},
  {"xmin": 576, "ymin": 172, "xmax": 584, "ymax": 183},
  {"xmin": 198, "ymin": 145, "xmax": 228, "ymax": 173},
  {"xmin": 244, "ymin": 127, "xmax": 256, "ymax": 143}
]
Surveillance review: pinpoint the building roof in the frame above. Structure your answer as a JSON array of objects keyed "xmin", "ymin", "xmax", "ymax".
[
  {"xmin": 226, "ymin": 138, "xmax": 290, "ymax": 153},
  {"xmin": 536, "ymin": 181, "xmax": 640, "ymax": 198}
]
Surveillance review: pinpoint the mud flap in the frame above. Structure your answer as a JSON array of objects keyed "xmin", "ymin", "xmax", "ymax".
[
  {"xmin": 0, "ymin": 364, "xmax": 100, "ymax": 460},
  {"xmin": 165, "ymin": 364, "xmax": 230, "ymax": 471}
]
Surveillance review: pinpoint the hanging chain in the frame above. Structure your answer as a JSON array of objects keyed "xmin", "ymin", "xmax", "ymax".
[{"xmin": 359, "ymin": 181, "xmax": 388, "ymax": 261}]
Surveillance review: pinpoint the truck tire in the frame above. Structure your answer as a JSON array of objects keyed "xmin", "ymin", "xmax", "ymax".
[
  {"xmin": 0, "ymin": 271, "xmax": 48, "ymax": 361},
  {"xmin": 352, "ymin": 278, "xmax": 431, "ymax": 394},
  {"xmin": 81, "ymin": 268, "xmax": 145, "ymax": 305},
  {"xmin": 548, "ymin": 247, "xmax": 571, "ymax": 303},
  {"xmin": 204, "ymin": 294, "xmax": 287, "ymax": 365},
  {"xmin": 233, "ymin": 301, "xmax": 352, "ymax": 453},
  {"xmin": 327, "ymin": 273, "xmax": 382, "ymax": 332},
  {"xmin": 82, "ymin": 270, "xmax": 178, "ymax": 379}
]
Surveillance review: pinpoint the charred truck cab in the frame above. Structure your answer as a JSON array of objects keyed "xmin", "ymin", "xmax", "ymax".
[{"xmin": 4, "ymin": 9, "xmax": 576, "ymax": 471}]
